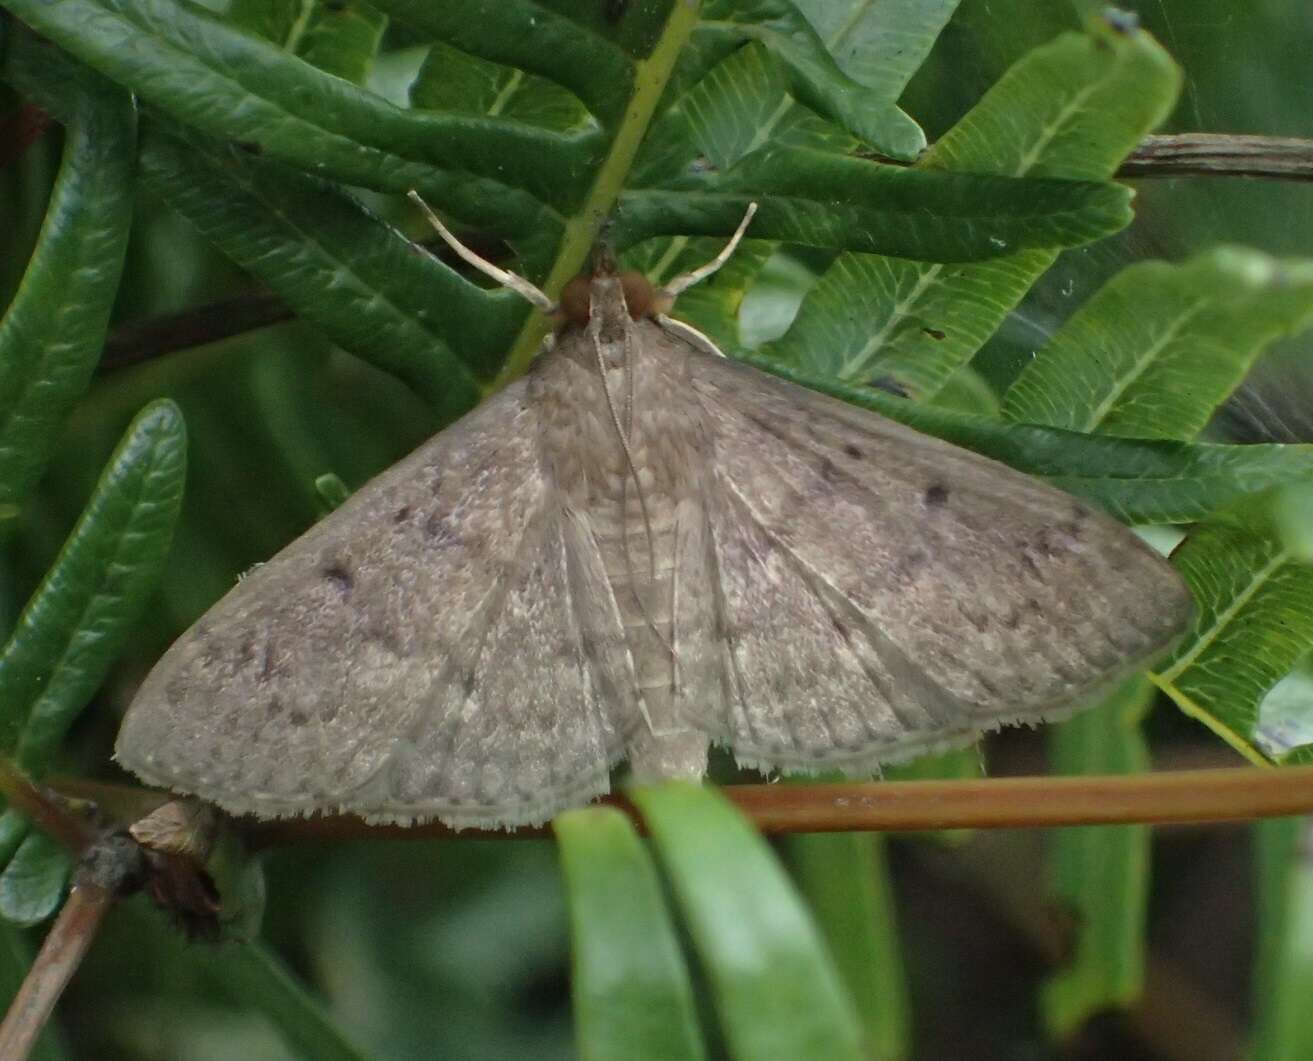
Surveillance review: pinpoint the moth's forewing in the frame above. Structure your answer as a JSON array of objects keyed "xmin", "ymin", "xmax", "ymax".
[
  {"xmin": 673, "ymin": 335, "xmax": 1192, "ymax": 772},
  {"xmin": 116, "ymin": 377, "xmax": 625, "ymax": 828}
]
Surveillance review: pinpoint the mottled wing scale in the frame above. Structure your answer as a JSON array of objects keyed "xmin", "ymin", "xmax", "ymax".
[
  {"xmin": 663, "ymin": 324, "xmax": 1193, "ymax": 774},
  {"xmin": 115, "ymin": 379, "xmax": 633, "ymax": 827}
]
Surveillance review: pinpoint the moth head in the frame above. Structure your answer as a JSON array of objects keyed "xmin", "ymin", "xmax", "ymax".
[
  {"xmin": 556, "ymin": 267, "xmax": 674, "ymax": 330},
  {"xmin": 404, "ymin": 190, "xmax": 752, "ymax": 334}
]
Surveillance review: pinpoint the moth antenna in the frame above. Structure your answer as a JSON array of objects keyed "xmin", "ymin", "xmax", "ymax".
[
  {"xmin": 406, "ymin": 190, "xmax": 556, "ymax": 313},
  {"xmin": 660, "ymin": 202, "xmax": 758, "ymax": 298}
]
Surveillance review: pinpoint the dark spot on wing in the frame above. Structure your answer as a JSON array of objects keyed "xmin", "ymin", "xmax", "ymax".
[
  {"xmin": 924, "ymin": 483, "xmax": 949, "ymax": 506},
  {"xmin": 818, "ymin": 456, "xmax": 840, "ymax": 483},
  {"xmin": 393, "ymin": 505, "xmax": 412, "ymax": 524},
  {"xmin": 831, "ymin": 616, "xmax": 849, "ymax": 639},
  {"xmin": 322, "ymin": 562, "xmax": 354, "ymax": 596},
  {"xmin": 289, "ymin": 708, "xmax": 309, "ymax": 727},
  {"xmin": 843, "ymin": 443, "xmax": 863, "ymax": 460},
  {"xmin": 922, "ymin": 327, "xmax": 946, "ymax": 340}
]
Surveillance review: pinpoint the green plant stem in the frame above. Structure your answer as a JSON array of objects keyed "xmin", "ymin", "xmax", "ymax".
[{"xmin": 493, "ymin": 0, "xmax": 703, "ymax": 385}]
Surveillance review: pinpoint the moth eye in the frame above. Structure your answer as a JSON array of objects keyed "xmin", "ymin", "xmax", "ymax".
[
  {"xmin": 619, "ymin": 271, "xmax": 656, "ymax": 319},
  {"xmin": 558, "ymin": 274, "xmax": 592, "ymax": 325}
]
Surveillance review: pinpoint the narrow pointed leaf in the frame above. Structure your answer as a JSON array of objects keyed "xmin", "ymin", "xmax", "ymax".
[
  {"xmin": 740, "ymin": 355, "xmax": 1313, "ymax": 526},
  {"xmin": 615, "ymin": 148, "xmax": 1131, "ymax": 261},
  {"xmin": 764, "ymin": 15, "xmax": 1181, "ymax": 396},
  {"xmin": 203, "ymin": 940, "xmax": 373, "ymax": 1061},
  {"xmin": 295, "ymin": 0, "xmax": 388, "ymax": 85},
  {"xmin": 1042, "ymin": 676, "xmax": 1153, "ymax": 1035},
  {"xmin": 632, "ymin": 782, "xmax": 862, "ymax": 1061},
  {"xmin": 1249, "ymin": 817, "xmax": 1313, "ymax": 1061},
  {"xmin": 787, "ymin": 833, "xmax": 910, "ymax": 1061},
  {"xmin": 226, "ymin": 0, "xmax": 302, "ymax": 44},
  {"xmin": 697, "ymin": 0, "xmax": 924, "ymax": 159},
  {"xmin": 0, "ymin": 402, "xmax": 187, "ymax": 771},
  {"xmin": 0, "ymin": 0, "xmax": 594, "ymax": 220},
  {"xmin": 374, "ymin": 0, "xmax": 639, "ymax": 131},
  {"xmin": 1003, "ymin": 248, "xmax": 1313, "ymax": 439},
  {"xmin": 555, "ymin": 807, "xmax": 706, "ymax": 1061},
  {"xmin": 0, "ymin": 30, "xmax": 135, "ymax": 527},
  {"xmin": 136, "ymin": 122, "xmax": 519, "ymax": 416},
  {"xmin": 794, "ymin": 0, "xmax": 961, "ymax": 105},
  {"xmin": 1152, "ymin": 520, "xmax": 1313, "ymax": 765}
]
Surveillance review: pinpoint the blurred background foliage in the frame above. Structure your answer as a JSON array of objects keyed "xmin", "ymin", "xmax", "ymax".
[{"xmin": 1, "ymin": 0, "xmax": 1312, "ymax": 1059}]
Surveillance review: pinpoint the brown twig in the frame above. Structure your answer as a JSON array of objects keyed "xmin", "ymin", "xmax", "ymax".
[
  {"xmin": 0, "ymin": 763, "xmax": 96, "ymax": 857},
  {"xmin": 0, "ymin": 836, "xmax": 145, "ymax": 1061},
  {"xmin": 1117, "ymin": 133, "xmax": 1313, "ymax": 181},
  {"xmin": 0, "ymin": 880, "xmax": 113, "ymax": 1060},
  {"xmin": 97, "ymin": 292, "xmax": 293, "ymax": 372},
  {"xmin": 236, "ymin": 765, "xmax": 1313, "ymax": 847}
]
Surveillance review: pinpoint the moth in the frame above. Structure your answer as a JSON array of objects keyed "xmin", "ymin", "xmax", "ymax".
[{"xmin": 116, "ymin": 200, "xmax": 1194, "ymax": 830}]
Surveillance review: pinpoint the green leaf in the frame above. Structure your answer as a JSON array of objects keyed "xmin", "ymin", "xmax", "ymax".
[
  {"xmin": 0, "ymin": 830, "xmax": 69, "ymax": 927},
  {"xmin": 787, "ymin": 833, "xmax": 910, "ymax": 1061},
  {"xmin": 0, "ymin": 0, "xmax": 595, "ymax": 222},
  {"xmin": 1042, "ymin": 676, "xmax": 1154, "ymax": 1035},
  {"xmin": 615, "ymin": 148, "xmax": 1130, "ymax": 261},
  {"xmin": 1152, "ymin": 520, "xmax": 1313, "ymax": 765},
  {"xmin": 295, "ymin": 0, "xmax": 388, "ymax": 85},
  {"xmin": 0, "ymin": 28, "xmax": 136, "ymax": 528},
  {"xmin": 200, "ymin": 939, "xmax": 373, "ymax": 1061},
  {"xmin": 1249, "ymin": 817, "xmax": 1313, "ymax": 1061},
  {"xmin": 410, "ymin": 38, "xmax": 592, "ymax": 132},
  {"xmin": 793, "ymin": 0, "xmax": 960, "ymax": 106},
  {"xmin": 737, "ymin": 354, "xmax": 1313, "ymax": 526},
  {"xmin": 0, "ymin": 402, "xmax": 187, "ymax": 770},
  {"xmin": 375, "ymin": 0, "xmax": 642, "ymax": 132},
  {"xmin": 1273, "ymin": 482, "xmax": 1313, "ymax": 563},
  {"xmin": 1002, "ymin": 248, "xmax": 1313, "ymax": 439},
  {"xmin": 631, "ymin": 781, "xmax": 863, "ymax": 1061},
  {"xmin": 763, "ymin": 14, "xmax": 1181, "ymax": 397},
  {"xmin": 697, "ymin": 0, "xmax": 925, "ymax": 159},
  {"xmin": 135, "ymin": 121, "xmax": 517, "ymax": 418},
  {"xmin": 225, "ymin": 0, "xmax": 301, "ymax": 43},
  {"xmin": 555, "ymin": 807, "xmax": 706, "ymax": 1061},
  {"xmin": 314, "ymin": 473, "xmax": 352, "ymax": 515}
]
